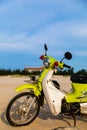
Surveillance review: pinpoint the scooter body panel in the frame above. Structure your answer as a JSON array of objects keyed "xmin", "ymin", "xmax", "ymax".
[
  {"xmin": 66, "ymin": 83, "xmax": 87, "ymax": 103},
  {"xmin": 42, "ymin": 70, "xmax": 65, "ymax": 116}
]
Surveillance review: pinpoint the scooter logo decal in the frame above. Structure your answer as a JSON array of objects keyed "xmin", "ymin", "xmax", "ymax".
[{"xmin": 77, "ymin": 91, "xmax": 87, "ymax": 99}]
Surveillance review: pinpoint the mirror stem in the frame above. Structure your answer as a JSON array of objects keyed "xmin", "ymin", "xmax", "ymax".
[
  {"xmin": 45, "ymin": 51, "xmax": 47, "ymax": 56},
  {"xmin": 60, "ymin": 57, "xmax": 65, "ymax": 63}
]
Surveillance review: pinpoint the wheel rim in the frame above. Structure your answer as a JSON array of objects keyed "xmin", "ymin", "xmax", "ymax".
[{"xmin": 9, "ymin": 94, "xmax": 38, "ymax": 125}]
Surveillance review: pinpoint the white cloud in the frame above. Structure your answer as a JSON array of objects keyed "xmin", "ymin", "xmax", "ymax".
[
  {"xmin": 74, "ymin": 50, "xmax": 87, "ymax": 56},
  {"xmin": 67, "ymin": 23, "xmax": 87, "ymax": 38},
  {"xmin": 0, "ymin": 0, "xmax": 87, "ymax": 56},
  {"xmin": 0, "ymin": 20, "xmax": 87, "ymax": 54}
]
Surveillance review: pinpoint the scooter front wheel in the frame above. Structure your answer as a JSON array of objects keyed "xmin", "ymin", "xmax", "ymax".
[{"xmin": 6, "ymin": 92, "xmax": 40, "ymax": 126}]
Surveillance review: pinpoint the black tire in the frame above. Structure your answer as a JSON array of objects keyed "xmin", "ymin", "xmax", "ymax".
[{"xmin": 6, "ymin": 92, "xmax": 40, "ymax": 127}]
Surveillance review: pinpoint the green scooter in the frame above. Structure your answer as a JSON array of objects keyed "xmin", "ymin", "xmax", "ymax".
[{"xmin": 6, "ymin": 44, "xmax": 87, "ymax": 127}]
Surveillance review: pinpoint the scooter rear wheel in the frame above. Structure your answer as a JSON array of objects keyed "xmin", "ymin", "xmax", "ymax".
[{"xmin": 6, "ymin": 92, "xmax": 40, "ymax": 126}]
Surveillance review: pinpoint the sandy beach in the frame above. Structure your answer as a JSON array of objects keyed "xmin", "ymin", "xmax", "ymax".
[{"xmin": 0, "ymin": 75, "xmax": 87, "ymax": 130}]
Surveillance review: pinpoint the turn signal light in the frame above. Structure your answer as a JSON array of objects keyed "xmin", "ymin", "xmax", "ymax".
[
  {"xmin": 54, "ymin": 61, "xmax": 58, "ymax": 66},
  {"xmin": 40, "ymin": 55, "xmax": 44, "ymax": 60}
]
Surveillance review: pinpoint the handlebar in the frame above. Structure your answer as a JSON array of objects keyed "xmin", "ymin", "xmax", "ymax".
[{"xmin": 63, "ymin": 64, "xmax": 71, "ymax": 69}]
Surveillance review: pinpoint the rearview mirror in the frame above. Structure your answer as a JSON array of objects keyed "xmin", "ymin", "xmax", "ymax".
[
  {"xmin": 44, "ymin": 44, "xmax": 48, "ymax": 51},
  {"xmin": 44, "ymin": 44, "xmax": 48, "ymax": 56},
  {"xmin": 64, "ymin": 52, "xmax": 72, "ymax": 60}
]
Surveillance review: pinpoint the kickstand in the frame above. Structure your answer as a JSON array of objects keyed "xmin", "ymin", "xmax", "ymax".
[{"xmin": 72, "ymin": 113, "xmax": 76, "ymax": 127}]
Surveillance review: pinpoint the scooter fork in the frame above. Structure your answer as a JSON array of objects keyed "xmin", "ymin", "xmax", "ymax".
[{"xmin": 24, "ymin": 97, "xmax": 36, "ymax": 116}]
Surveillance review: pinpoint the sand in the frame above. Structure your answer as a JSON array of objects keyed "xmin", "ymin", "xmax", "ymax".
[{"xmin": 0, "ymin": 75, "xmax": 87, "ymax": 130}]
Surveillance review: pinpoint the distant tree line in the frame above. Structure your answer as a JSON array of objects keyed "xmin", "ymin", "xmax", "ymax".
[
  {"xmin": 0, "ymin": 69, "xmax": 41, "ymax": 76},
  {"xmin": 0, "ymin": 68, "xmax": 87, "ymax": 76},
  {"xmin": 55, "ymin": 68, "xmax": 87, "ymax": 75}
]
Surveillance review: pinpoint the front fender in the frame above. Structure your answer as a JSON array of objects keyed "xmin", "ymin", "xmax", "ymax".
[{"xmin": 15, "ymin": 84, "xmax": 41, "ymax": 97}]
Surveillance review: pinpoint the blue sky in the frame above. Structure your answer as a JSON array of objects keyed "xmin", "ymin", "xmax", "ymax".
[{"xmin": 0, "ymin": 0, "xmax": 87, "ymax": 72}]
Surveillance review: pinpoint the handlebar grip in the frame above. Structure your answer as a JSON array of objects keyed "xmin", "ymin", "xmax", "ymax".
[{"xmin": 63, "ymin": 64, "xmax": 71, "ymax": 69}]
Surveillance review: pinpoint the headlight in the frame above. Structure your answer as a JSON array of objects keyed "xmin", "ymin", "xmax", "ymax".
[{"xmin": 43, "ymin": 57, "xmax": 50, "ymax": 68}]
